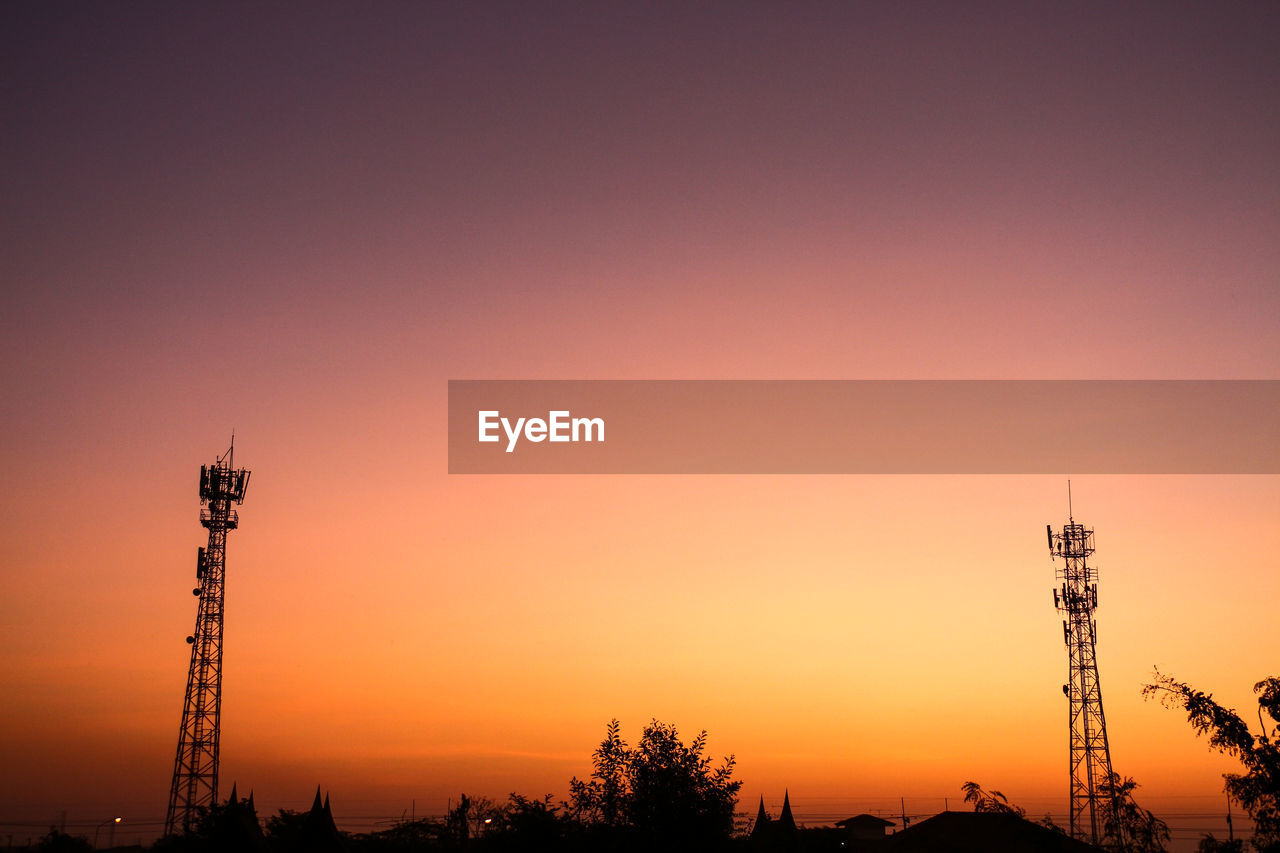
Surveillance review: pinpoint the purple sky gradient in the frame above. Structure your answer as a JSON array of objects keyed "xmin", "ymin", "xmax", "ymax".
[{"xmin": 6, "ymin": 3, "xmax": 1277, "ymax": 386}]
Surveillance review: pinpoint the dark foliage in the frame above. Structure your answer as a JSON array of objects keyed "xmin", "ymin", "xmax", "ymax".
[
  {"xmin": 1038, "ymin": 813, "xmax": 1069, "ymax": 835},
  {"xmin": 359, "ymin": 817, "xmax": 453, "ymax": 851},
  {"xmin": 568, "ymin": 719, "xmax": 630, "ymax": 830},
  {"xmin": 448, "ymin": 795, "xmax": 501, "ymax": 843},
  {"xmin": 356, "ymin": 816, "xmax": 452, "ymax": 851},
  {"xmin": 964, "ymin": 775, "xmax": 1169, "ymax": 852},
  {"xmin": 1144, "ymin": 670, "xmax": 1280, "ymax": 852},
  {"xmin": 263, "ymin": 810, "xmax": 307, "ymax": 847},
  {"xmin": 37, "ymin": 829, "xmax": 91, "ymax": 853},
  {"xmin": 152, "ymin": 794, "xmax": 267, "ymax": 853},
  {"xmin": 569, "ymin": 718, "xmax": 742, "ymax": 850},
  {"xmin": 149, "ymin": 720, "xmax": 738, "ymax": 852},
  {"xmin": 1097, "ymin": 774, "xmax": 1170, "ymax": 853},
  {"xmin": 961, "ymin": 781, "xmax": 1025, "ymax": 816},
  {"xmin": 483, "ymin": 794, "xmax": 576, "ymax": 851}
]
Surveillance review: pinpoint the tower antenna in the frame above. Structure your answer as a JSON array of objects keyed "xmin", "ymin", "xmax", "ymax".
[
  {"xmin": 165, "ymin": 445, "xmax": 251, "ymax": 835},
  {"xmin": 1047, "ymin": 506, "xmax": 1123, "ymax": 847}
]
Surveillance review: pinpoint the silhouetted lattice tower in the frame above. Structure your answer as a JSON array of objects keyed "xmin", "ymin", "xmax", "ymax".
[
  {"xmin": 1048, "ymin": 498, "xmax": 1124, "ymax": 847},
  {"xmin": 165, "ymin": 441, "xmax": 250, "ymax": 835}
]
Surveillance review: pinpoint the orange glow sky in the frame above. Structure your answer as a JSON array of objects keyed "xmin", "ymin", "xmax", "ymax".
[{"xmin": 2, "ymin": 2, "xmax": 1278, "ymax": 842}]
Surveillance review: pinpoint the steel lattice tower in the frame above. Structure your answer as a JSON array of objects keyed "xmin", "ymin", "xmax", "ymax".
[
  {"xmin": 1048, "ymin": 502, "xmax": 1123, "ymax": 847},
  {"xmin": 165, "ymin": 442, "xmax": 250, "ymax": 835}
]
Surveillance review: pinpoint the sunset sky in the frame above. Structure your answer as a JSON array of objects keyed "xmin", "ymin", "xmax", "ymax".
[{"xmin": 2, "ymin": 2, "xmax": 1278, "ymax": 845}]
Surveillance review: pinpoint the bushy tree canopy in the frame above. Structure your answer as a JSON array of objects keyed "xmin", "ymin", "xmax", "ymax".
[{"xmin": 569, "ymin": 718, "xmax": 741, "ymax": 850}]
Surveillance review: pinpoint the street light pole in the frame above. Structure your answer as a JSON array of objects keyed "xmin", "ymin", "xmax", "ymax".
[{"xmin": 93, "ymin": 817, "xmax": 121, "ymax": 849}]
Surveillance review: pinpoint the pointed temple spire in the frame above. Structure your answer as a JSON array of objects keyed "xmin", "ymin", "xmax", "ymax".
[
  {"xmin": 750, "ymin": 795, "xmax": 772, "ymax": 838},
  {"xmin": 778, "ymin": 789, "xmax": 797, "ymax": 833}
]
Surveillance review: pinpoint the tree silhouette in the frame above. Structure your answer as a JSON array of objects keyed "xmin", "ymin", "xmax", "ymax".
[
  {"xmin": 263, "ymin": 809, "xmax": 308, "ymax": 848},
  {"xmin": 485, "ymin": 794, "xmax": 574, "ymax": 850},
  {"xmin": 569, "ymin": 718, "xmax": 630, "ymax": 829},
  {"xmin": 569, "ymin": 718, "xmax": 741, "ymax": 850},
  {"xmin": 36, "ymin": 829, "xmax": 91, "ymax": 853},
  {"xmin": 1144, "ymin": 670, "xmax": 1280, "ymax": 852},
  {"xmin": 961, "ymin": 781, "xmax": 1026, "ymax": 816},
  {"xmin": 447, "ymin": 794, "xmax": 500, "ymax": 843},
  {"xmin": 964, "ymin": 777, "xmax": 1168, "ymax": 851},
  {"xmin": 152, "ymin": 789, "xmax": 266, "ymax": 852},
  {"xmin": 1097, "ymin": 774, "xmax": 1170, "ymax": 853}
]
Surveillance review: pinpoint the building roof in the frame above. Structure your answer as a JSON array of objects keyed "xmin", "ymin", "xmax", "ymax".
[
  {"xmin": 300, "ymin": 785, "xmax": 342, "ymax": 850},
  {"xmin": 836, "ymin": 814, "xmax": 896, "ymax": 828},
  {"xmin": 884, "ymin": 811, "xmax": 1100, "ymax": 852}
]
